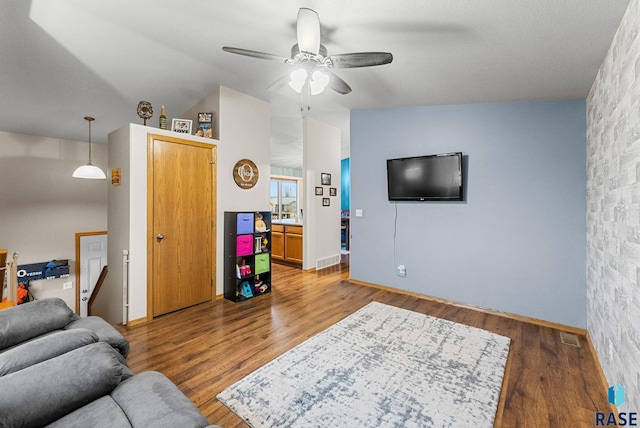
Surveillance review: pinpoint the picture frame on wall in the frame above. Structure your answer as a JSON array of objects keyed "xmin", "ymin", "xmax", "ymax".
[
  {"xmin": 322, "ymin": 198, "xmax": 330, "ymax": 206},
  {"xmin": 171, "ymin": 118, "xmax": 192, "ymax": 134},
  {"xmin": 321, "ymin": 173, "xmax": 331, "ymax": 185},
  {"xmin": 329, "ymin": 187, "xmax": 337, "ymax": 196},
  {"xmin": 315, "ymin": 186, "xmax": 323, "ymax": 196}
]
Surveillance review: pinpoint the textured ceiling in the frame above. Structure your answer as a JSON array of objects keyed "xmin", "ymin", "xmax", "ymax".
[{"xmin": 0, "ymin": 0, "xmax": 631, "ymax": 169}]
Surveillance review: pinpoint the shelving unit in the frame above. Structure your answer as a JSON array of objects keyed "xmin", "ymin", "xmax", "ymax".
[{"xmin": 224, "ymin": 212, "xmax": 272, "ymax": 302}]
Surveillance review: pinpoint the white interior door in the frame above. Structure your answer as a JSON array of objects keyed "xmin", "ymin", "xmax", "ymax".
[{"xmin": 78, "ymin": 233, "xmax": 107, "ymax": 317}]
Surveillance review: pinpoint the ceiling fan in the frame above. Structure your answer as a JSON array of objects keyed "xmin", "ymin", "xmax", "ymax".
[{"xmin": 222, "ymin": 8, "xmax": 393, "ymax": 99}]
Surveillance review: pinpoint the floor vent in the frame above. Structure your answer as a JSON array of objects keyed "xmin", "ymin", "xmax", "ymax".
[
  {"xmin": 316, "ymin": 254, "xmax": 340, "ymax": 270},
  {"xmin": 559, "ymin": 331, "xmax": 581, "ymax": 348}
]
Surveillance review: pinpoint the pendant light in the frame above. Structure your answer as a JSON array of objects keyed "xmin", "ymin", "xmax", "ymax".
[{"xmin": 73, "ymin": 116, "xmax": 106, "ymax": 179}]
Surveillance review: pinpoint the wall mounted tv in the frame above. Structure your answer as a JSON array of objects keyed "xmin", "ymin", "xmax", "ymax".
[{"xmin": 386, "ymin": 152, "xmax": 463, "ymax": 201}]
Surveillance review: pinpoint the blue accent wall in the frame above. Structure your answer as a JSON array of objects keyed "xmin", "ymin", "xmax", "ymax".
[
  {"xmin": 350, "ymin": 100, "xmax": 587, "ymax": 327},
  {"xmin": 341, "ymin": 158, "xmax": 350, "ymax": 211}
]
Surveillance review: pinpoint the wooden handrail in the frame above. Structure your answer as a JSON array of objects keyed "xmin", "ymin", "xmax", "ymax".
[{"xmin": 87, "ymin": 265, "xmax": 108, "ymax": 316}]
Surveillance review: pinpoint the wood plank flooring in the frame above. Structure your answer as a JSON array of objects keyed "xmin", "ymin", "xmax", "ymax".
[{"xmin": 117, "ymin": 257, "xmax": 610, "ymax": 427}]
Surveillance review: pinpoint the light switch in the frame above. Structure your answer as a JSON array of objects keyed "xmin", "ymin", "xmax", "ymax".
[
  {"xmin": 355, "ymin": 209, "xmax": 363, "ymax": 217},
  {"xmin": 63, "ymin": 282, "xmax": 73, "ymax": 290}
]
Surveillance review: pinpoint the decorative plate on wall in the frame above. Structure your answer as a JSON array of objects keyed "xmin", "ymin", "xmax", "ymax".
[{"xmin": 233, "ymin": 159, "xmax": 259, "ymax": 189}]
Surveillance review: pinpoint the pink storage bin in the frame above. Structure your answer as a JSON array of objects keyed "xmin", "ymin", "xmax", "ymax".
[{"xmin": 236, "ymin": 235, "xmax": 253, "ymax": 256}]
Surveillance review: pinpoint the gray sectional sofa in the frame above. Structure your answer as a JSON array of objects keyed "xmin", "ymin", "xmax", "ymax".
[{"xmin": 0, "ymin": 298, "xmax": 219, "ymax": 428}]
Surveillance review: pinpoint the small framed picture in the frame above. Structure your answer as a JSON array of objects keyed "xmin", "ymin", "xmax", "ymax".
[
  {"xmin": 321, "ymin": 173, "xmax": 331, "ymax": 186},
  {"xmin": 329, "ymin": 187, "xmax": 337, "ymax": 196},
  {"xmin": 171, "ymin": 118, "xmax": 192, "ymax": 134},
  {"xmin": 315, "ymin": 186, "xmax": 323, "ymax": 196},
  {"xmin": 322, "ymin": 198, "xmax": 330, "ymax": 206},
  {"xmin": 196, "ymin": 112, "xmax": 214, "ymax": 138}
]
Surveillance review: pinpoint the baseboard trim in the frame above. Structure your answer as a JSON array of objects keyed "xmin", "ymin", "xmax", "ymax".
[
  {"xmin": 126, "ymin": 316, "xmax": 149, "ymax": 327},
  {"xmin": 348, "ymin": 279, "xmax": 588, "ymax": 336}
]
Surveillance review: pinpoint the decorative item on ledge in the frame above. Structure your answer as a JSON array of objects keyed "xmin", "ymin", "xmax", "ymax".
[
  {"xmin": 159, "ymin": 105, "xmax": 167, "ymax": 130},
  {"xmin": 171, "ymin": 118, "xmax": 192, "ymax": 134},
  {"xmin": 196, "ymin": 112, "xmax": 214, "ymax": 138},
  {"xmin": 72, "ymin": 117, "xmax": 106, "ymax": 180},
  {"xmin": 136, "ymin": 101, "xmax": 153, "ymax": 125}
]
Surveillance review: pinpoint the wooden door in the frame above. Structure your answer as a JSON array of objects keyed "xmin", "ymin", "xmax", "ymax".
[{"xmin": 148, "ymin": 135, "xmax": 216, "ymax": 317}]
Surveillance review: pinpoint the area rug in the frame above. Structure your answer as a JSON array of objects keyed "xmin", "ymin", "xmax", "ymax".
[{"xmin": 217, "ymin": 301, "xmax": 511, "ymax": 428}]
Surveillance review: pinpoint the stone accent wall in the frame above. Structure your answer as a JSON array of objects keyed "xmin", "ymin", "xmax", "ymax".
[{"xmin": 587, "ymin": 0, "xmax": 640, "ymax": 412}]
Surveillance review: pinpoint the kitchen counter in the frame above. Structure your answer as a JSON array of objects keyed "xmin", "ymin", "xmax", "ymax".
[{"xmin": 272, "ymin": 218, "xmax": 303, "ymax": 226}]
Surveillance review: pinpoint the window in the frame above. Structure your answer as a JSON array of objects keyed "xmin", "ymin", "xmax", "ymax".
[{"xmin": 270, "ymin": 178, "xmax": 299, "ymax": 219}]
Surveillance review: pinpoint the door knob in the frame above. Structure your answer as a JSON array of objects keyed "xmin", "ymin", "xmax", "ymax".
[{"xmin": 156, "ymin": 234, "xmax": 165, "ymax": 241}]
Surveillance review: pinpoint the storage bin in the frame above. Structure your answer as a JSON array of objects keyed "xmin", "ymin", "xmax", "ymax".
[
  {"xmin": 236, "ymin": 235, "xmax": 253, "ymax": 256},
  {"xmin": 237, "ymin": 213, "xmax": 254, "ymax": 235},
  {"xmin": 255, "ymin": 253, "xmax": 270, "ymax": 275}
]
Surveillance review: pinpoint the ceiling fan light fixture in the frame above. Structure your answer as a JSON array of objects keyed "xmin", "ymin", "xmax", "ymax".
[
  {"xmin": 222, "ymin": 7, "xmax": 391, "ymax": 99},
  {"xmin": 289, "ymin": 68, "xmax": 308, "ymax": 93},
  {"xmin": 73, "ymin": 116, "xmax": 106, "ymax": 180},
  {"xmin": 310, "ymin": 70, "xmax": 329, "ymax": 95}
]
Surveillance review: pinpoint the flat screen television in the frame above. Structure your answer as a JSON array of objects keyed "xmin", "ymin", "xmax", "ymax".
[{"xmin": 386, "ymin": 152, "xmax": 463, "ymax": 201}]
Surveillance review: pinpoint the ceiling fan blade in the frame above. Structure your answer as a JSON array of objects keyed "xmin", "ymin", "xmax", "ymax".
[
  {"xmin": 267, "ymin": 75, "xmax": 291, "ymax": 91},
  {"xmin": 329, "ymin": 52, "xmax": 393, "ymax": 68},
  {"xmin": 222, "ymin": 46, "xmax": 290, "ymax": 63},
  {"xmin": 326, "ymin": 70, "xmax": 352, "ymax": 95},
  {"xmin": 296, "ymin": 8, "xmax": 320, "ymax": 55}
]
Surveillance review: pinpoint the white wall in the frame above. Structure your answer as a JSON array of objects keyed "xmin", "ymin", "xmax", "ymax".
[
  {"xmin": 103, "ymin": 124, "xmax": 139, "ymax": 324},
  {"xmin": 191, "ymin": 86, "xmax": 271, "ymax": 294},
  {"xmin": 0, "ymin": 131, "xmax": 108, "ymax": 312},
  {"xmin": 302, "ymin": 117, "xmax": 341, "ymax": 270}
]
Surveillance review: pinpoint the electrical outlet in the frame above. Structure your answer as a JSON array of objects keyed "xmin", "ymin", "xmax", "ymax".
[
  {"xmin": 63, "ymin": 282, "xmax": 73, "ymax": 290},
  {"xmin": 396, "ymin": 265, "xmax": 406, "ymax": 277}
]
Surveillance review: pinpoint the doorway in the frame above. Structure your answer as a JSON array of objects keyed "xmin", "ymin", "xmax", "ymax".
[
  {"xmin": 147, "ymin": 135, "xmax": 216, "ymax": 317},
  {"xmin": 75, "ymin": 231, "xmax": 107, "ymax": 316}
]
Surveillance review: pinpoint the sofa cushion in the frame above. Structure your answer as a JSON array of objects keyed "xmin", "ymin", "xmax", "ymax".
[
  {"xmin": 0, "ymin": 298, "xmax": 77, "ymax": 351},
  {"xmin": 0, "ymin": 328, "xmax": 98, "ymax": 376},
  {"xmin": 46, "ymin": 396, "xmax": 133, "ymax": 428},
  {"xmin": 111, "ymin": 371, "xmax": 213, "ymax": 428},
  {"xmin": 66, "ymin": 315, "xmax": 130, "ymax": 357},
  {"xmin": 0, "ymin": 342, "xmax": 124, "ymax": 427}
]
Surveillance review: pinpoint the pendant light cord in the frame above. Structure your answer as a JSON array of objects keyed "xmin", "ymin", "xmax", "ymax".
[{"xmin": 85, "ymin": 116, "xmax": 95, "ymax": 164}]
